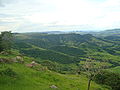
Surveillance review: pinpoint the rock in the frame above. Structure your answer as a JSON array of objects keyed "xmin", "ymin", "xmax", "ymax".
[
  {"xmin": 11, "ymin": 58, "xmax": 18, "ymax": 63},
  {"xmin": 26, "ymin": 61, "xmax": 38, "ymax": 68},
  {"xmin": 0, "ymin": 58, "xmax": 4, "ymax": 62},
  {"xmin": 31, "ymin": 61, "xmax": 36, "ymax": 64},
  {"xmin": 0, "ymin": 51, "xmax": 8, "ymax": 55},
  {"xmin": 26, "ymin": 64, "xmax": 33, "ymax": 68},
  {"xmin": 0, "ymin": 58, "xmax": 12, "ymax": 63},
  {"xmin": 31, "ymin": 61, "xmax": 36, "ymax": 65},
  {"xmin": 16, "ymin": 56, "xmax": 23, "ymax": 60},
  {"xmin": 31, "ymin": 61, "xmax": 38, "ymax": 66},
  {"xmin": 15, "ymin": 56, "xmax": 24, "ymax": 64},
  {"xmin": 50, "ymin": 85, "xmax": 58, "ymax": 89}
]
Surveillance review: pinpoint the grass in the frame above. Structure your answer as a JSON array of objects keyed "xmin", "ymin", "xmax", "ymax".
[
  {"xmin": 0, "ymin": 51, "xmax": 109, "ymax": 90},
  {"xmin": 109, "ymin": 66, "xmax": 120, "ymax": 73},
  {"xmin": 0, "ymin": 62, "xmax": 108, "ymax": 90}
]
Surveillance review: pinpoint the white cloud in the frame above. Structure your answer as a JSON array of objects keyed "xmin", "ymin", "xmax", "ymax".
[
  {"xmin": 101, "ymin": 0, "xmax": 120, "ymax": 7},
  {"xmin": 0, "ymin": 0, "xmax": 120, "ymax": 32}
]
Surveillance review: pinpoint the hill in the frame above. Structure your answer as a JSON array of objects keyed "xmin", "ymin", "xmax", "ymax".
[
  {"xmin": 1, "ymin": 31, "xmax": 120, "ymax": 90},
  {"xmin": 90, "ymin": 29, "xmax": 120, "ymax": 37},
  {"xmin": 13, "ymin": 33, "xmax": 120, "ymax": 67},
  {"xmin": 0, "ymin": 51, "xmax": 108, "ymax": 90}
]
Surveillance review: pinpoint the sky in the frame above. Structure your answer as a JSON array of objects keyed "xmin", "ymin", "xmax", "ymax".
[{"xmin": 0, "ymin": 0, "xmax": 120, "ymax": 32}]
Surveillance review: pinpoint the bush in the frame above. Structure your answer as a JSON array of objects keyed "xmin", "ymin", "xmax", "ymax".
[
  {"xmin": 0, "ymin": 68, "xmax": 17, "ymax": 77},
  {"xmin": 94, "ymin": 71, "xmax": 120, "ymax": 90}
]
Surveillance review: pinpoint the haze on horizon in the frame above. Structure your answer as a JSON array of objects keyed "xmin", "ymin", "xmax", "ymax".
[{"xmin": 0, "ymin": 0, "xmax": 120, "ymax": 32}]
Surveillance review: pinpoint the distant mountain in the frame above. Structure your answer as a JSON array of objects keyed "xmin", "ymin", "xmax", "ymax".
[
  {"xmin": 66, "ymin": 28, "xmax": 120, "ymax": 37},
  {"xmin": 40, "ymin": 31, "xmax": 66, "ymax": 34},
  {"xmin": 90, "ymin": 29, "xmax": 120, "ymax": 37},
  {"xmin": 13, "ymin": 28, "xmax": 120, "ymax": 37}
]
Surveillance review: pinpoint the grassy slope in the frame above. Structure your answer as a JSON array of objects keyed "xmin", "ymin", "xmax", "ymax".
[
  {"xmin": 49, "ymin": 45, "xmax": 86, "ymax": 57},
  {"xmin": 109, "ymin": 66, "xmax": 120, "ymax": 73},
  {"xmin": 0, "ymin": 53, "xmax": 108, "ymax": 90},
  {"xmin": 20, "ymin": 48, "xmax": 77, "ymax": 64}
]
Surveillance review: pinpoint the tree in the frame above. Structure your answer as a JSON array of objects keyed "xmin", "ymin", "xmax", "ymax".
[
  {"xmin": 0, "ymin": 31, "xmax": 13, "ymax": 52},
  {"xmin": 95, "ymin": 71, "xmax": 120, "ymax": 90},
  {"xmin": 80, "ymin": 58, "xmax": 108, "ymax": 90}
]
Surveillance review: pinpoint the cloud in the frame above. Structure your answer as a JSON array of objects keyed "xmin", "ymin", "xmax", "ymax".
[
  {"xmin": 0, "ymin": 0, "xmax": 4, "ymax": 7},
  {"xmin": 0, "ymin": 0, "xmax": 15, "ymax": 7},
  {"xmin": 1, "ymin": 0, "xmax": 120, "ymax": 32},
  {"xmin": 101, "ymin": 0, "xmax": 120, "ymax": 7}
]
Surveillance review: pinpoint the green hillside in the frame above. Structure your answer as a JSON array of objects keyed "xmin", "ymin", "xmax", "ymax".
[
  {"xmin": 50, "ymin": 45, "xmax": 86, "ymax": 56},
  {"xmin": 89, "ymin": 29, "xmax": 120, "ymax": 37},
  {"xmin": 1, "ymin": 31, "xmax": 120, "ymax": 90},
  {"xmin": 20, "ymin": 48, "xmax": 77, "ymax": 64},
  {"xmin": 0, "ymin": 52, "xmax": 108, "ymax": 90},
  {"xmin": 13, "ymin": 33, "xmax": 120, "ymax": 67}
]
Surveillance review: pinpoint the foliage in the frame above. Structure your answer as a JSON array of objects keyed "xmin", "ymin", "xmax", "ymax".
[
  {"xmin": 39, "ymin": 60, "xmax": 78, "ymax": 74},
  {"xmin": 0, "ymin": 31, "xmax": 13, "ymax": 52},
  {"xmin": 10, "ymin": 32, "xmax": 120, "ymax": 90},
  {"xmin": 0, "ymin": 68, "xmax": 17, "ymax": 77},
  {"xmin": 95, "ymin": 71, "xmax": 120, "ymax": 90},
  {"xmin": 0, "ymin": 59, "xmax": 108, "ymax": 90},
  {"xmin": 109, "ymin": 66, "xmax": 120, "ymax": 73},
  {"xmin": 80, "ymin": 59, "xmax": 108, "ymax": 90},
  {"xmin": 0, "ymin": 30, "xmax": 120, "ymax": 90},
  {"xmin": 20, "ymin": 48, "xmax": 77, "ymax": 64},
  {"xmin": 11, "ymin": 33, "xmax": 120, "ymax": 76},
  {"xmin": 50, "ymin": 45, "xmax": 86, "ymax": 56},
  {"xmin": 38, "ymin": 60, "xmax": 58, "ymax": 71}
]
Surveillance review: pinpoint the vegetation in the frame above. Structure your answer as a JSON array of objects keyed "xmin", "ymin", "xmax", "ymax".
[
  {"xmin": 20, "ymin": 48, "xmax": 77, "ymax": 64},
  {"xmin": 13, "ymin": 33, "xmax": 120, "ymax": 66},
  {"xmin": 80, "ymin": 59, "xmax": 108, "ymax": 90},
  {"xmin": 95, "ymin": 71, "xmax": 120, "ymax": 90},
  {"xmin": 0, "ymin": 51, "xmax": 108, "ymax": 90},
  {"xmin": 0, "ymin": 31, "xmax": 13, "ymax": 52},
  {"xmin": 0, "ymin": 30, "xmax": 120, "ymax": 90}
]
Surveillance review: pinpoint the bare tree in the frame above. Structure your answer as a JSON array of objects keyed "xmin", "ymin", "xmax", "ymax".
[{"xmin": 80, "ymin": 58, "xmax": 108, "ymax": 90}]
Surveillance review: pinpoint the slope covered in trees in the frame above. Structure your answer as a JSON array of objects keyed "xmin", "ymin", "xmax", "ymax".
[{"xmin": 13, "ymin": 33, "xmax": 120, "ymax": 67}]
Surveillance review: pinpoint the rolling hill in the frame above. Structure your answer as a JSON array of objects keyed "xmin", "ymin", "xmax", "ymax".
[
  {"xmin": 13, "ymin": 33, "xmax": 120, "ymax": 67},
  {"xmin": 0, "ymin": 51, "xmax": 109, "ymax": 90},
  {"xmin": 1, "ymin": 31, "xmax": 120, "ymax": 90}
]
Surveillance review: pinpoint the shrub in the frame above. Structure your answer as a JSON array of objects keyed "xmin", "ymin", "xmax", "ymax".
[
  {"xmin": 0, "ymin": 68, "xmax": 17, "ymax": 77},
  {"xmin": 94, "ymin": 71, "xmax": 120, "ymax": 90}
]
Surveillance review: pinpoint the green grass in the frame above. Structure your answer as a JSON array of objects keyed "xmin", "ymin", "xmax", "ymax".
[
  {"xmin": 0, "ymin": 50, "xmax": 109, "ymax": 90},
  {"xmin": 0, "ymin": 62, "xmax": 108, "ymax": 90},
  {"xmin": 109, "ymin": 66, "xmax": 120, "ymax": 73}
]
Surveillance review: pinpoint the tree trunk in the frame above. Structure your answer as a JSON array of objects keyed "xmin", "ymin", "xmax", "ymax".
[{"xmin": 87, "ymin": 78, "xmax": 92, "ymax": 90}]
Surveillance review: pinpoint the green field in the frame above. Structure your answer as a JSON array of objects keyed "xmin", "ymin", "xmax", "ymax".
[{"xmin": 0, "ymin": 58, "xmax": 108, "ymax": 90}]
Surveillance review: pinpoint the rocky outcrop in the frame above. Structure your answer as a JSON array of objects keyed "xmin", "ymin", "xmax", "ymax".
[
  {"xmin": 0, "ymin": 56, "xmax": 24, "ymax": 63},
  {"xmin": 0, "ymin": 58, "xmax": 12, "ymax": 63},
  {"xmin": 50, "ymin": 85, "xmax": 58, "ymax": 89}
]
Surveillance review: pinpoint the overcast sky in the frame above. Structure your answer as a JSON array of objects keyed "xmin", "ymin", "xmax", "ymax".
[{"xmin": 0, "ymin": 0, "xmax": 120, "ymax": 32}]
